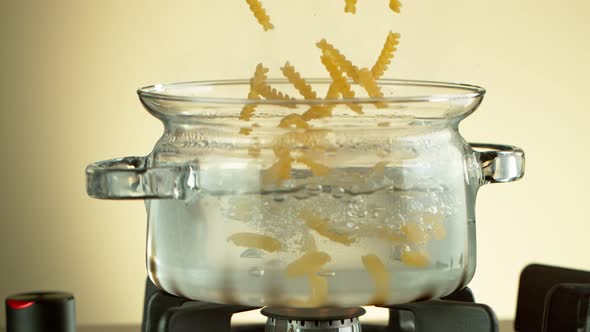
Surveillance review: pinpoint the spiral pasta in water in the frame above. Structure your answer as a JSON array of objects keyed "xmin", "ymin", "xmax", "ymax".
[{"xmin": 245, "ymin": 0, "xmax": 274, "ymax": 31}]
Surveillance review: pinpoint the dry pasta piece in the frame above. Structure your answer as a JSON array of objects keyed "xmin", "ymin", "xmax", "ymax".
[
  {"xmin": 357, "ymin": 67, "xmax": 387, "ymax": 108},
  {"xmin": 239, "ymin": 127, "xmax": 253, "ymax": 136},
  {"xmin": 257, "ymin": 82, "xmax": 296, "ymax": 103},
  {"xmin": 248, "ymin": 64, "xmax": 295, "ymax": 104},
  {"xmin": 286, "ymin": 251, "xmax": 331, "ymax": 278},
  {"xmin": 378, "ymin": 122, "xmax": 390, "ymax": 127},
  {"xmin": 371, "ymin": 32, "xmax": 401, "ymax": 78},
  {"xmin": 358, "ymin": 68, "xmax": 384, "ymax": 98},
  {"xmin": 302, "ymin": 105, "xmax": 333, "ymax": 121},
  {"xmin": 371, "ymin": 161, "xmax": 389, "ymax": 177},
  {"xmin": 297, "ymin": 156, "xmax": 330, "ymax": 176},
  {"xmin": 389, "ymin": 0, "xmax": 402, "ymax": 13},
  {"xmin": 325, "ymin": 82, "xmax": 341, "ymax": 99},
  {"xmin": 227, "ymin": 232, "xmax": 282, "ymax": 252},
  {"xmin": 317, "ymin": 39, "xmax": 360, "ymax": 82},
  {"xmin": 404, "ymin": 223, "xmax": 430, "ymax": 244},
  {"xmin": 344, "ymin": 0, "xmax": 358, "ymax": 13},
  {"xmin": 279, "ymin": 113, "xmax": 310, "ymax": 129},
  {"xmin": 401, "ymin": 248, "xmax": 431, "ymax": 268},
  {"xmin": 240, "ymin": 64, "xmax": 269, "ymax": 121},
  {"xmin": 281, "ymin": 62, "xmax": 318, "ymax": 100},
  {"xmin": 304, "ymin": 231, "xmax": 318, "ymax": 253},
  {"xmin": 362, "ymin": 254, "xmax": 391, "ymax": 304},
  {"xmin": 320, "ymin": 52, "xmax": 363, "ymax": 114},
  {"xmin": 262, "ymin": 156, "xmax": 293, "ymax": 185},
  {"xmin": 245, "ymin": 0, "xmax": 274, "ymax": 31},
  {"xmin": 301, "ymin": 210, "xmax": 355, "ymax": 245},
  {"xmin": 248, "ymin": 146, "xmax": 261, "ymax": 158}
]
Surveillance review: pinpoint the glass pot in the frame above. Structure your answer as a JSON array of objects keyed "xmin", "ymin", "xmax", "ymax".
[{"xmin": 86, "ymin": 79, "xmax": 524, "ymax": 307}]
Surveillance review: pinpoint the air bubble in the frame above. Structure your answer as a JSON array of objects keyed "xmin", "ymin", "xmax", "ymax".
[
  {"xmin": 273, "ymin": 194, "xmax": 286, "ymax": 203},
  {"xmin": 248, "ymin": 266, "xmax": 265, "ymax": 277},
  {"xmin": 317, "ymin": 270, "xmax": 336, "ymax": 277},
  {"xmin": 294, "ymin": 191, "xmax": 310, "ymax": 200},
  {"xmin": 332, "ymin": 187, "xmax": 345, "ymax": 199},
  {"xmin": 347, "ymin": 196, "xmax": 368, "ymax": 218},
  {"xmin": 241, "ymin": 248, "xmax": 264, "ymax": 259},
  {"xmin": 305, "ymin": 184, "xmax": 322, "ymax": 196}
]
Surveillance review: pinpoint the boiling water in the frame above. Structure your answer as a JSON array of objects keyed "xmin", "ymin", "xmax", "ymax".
[{"xmin": 147, "ymin": 165, "xmax": 475, "ymax": 306}]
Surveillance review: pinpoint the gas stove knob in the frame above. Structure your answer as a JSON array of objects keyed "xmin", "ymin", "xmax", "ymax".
[{"xmin": 5, "ymin": 292, "xmax": 76, "ymax": 332}]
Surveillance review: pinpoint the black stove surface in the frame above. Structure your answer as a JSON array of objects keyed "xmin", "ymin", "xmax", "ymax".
[{"xmin": 141, "ymin": 264, "xmax": 590, "ymax": 332}]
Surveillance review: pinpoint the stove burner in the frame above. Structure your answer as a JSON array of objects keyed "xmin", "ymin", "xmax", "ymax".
[{"xmin": 261, "ymin": 307, "xmax": 365, "ymax": 332}]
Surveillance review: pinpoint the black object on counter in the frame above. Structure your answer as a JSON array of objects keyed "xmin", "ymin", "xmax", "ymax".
[
  {"xmin": 384, "ymin": 300, "xmax": 499, "ymax": 332},
  {"xmin": 514, "ymin": 264, "xmax": 590, "ymax": 332},
  {"xmin": 5, "ymin": 292, "xmax": 76, "ymax": 332},
  {"xmin": 542, "ymin": 283, "xmax": 590, "ymax": 332},
  {"xmin": 142, "ymin": 276, "xmax": 498, "ymax": 332}
]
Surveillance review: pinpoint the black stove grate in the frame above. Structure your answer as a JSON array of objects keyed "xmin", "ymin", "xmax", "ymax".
[{"xmin": 142, "ymin": 282, "xmax": 498, "ymax": 332}]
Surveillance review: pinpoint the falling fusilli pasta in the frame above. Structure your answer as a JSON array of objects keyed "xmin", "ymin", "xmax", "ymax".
[
  {"xmin": 320, "ymin": 52, "xmax": 363, "ymax": 114},
  {"xmin": 317, "ymin": 39, "xmax": 360, "ymax": 82},
  {"xmin": 389, "ymin": 0, "xmax": 402, "ymax": 13},
  {"xmin": 371, "ymin": 32, "xmax": 401, "ymax": 78},
  {"xmin": 344, "ymin": 0, "xmax": 358, "ymax": 14},
  {"xmin": 240, "ymin": 64, "xmax": 268, "ymax": 121},
  {"xmin": 245, "ymin": 0, "xmax": 274, "ymax": 31},
  {"xmin": 281, "ymin": 62, "xmax": 318, "ymax": 100}
]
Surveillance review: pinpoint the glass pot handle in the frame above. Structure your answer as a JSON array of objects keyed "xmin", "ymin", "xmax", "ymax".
[
  {"xmin": 86, "ymin": 156, "xmax": 196, "ymax": 200},
  {"xmin": 471, "ymin": 143, "xmax": 525, "ymax": 185}
]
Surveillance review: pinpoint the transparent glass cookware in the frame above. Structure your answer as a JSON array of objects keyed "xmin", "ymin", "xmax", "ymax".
[{"xmin": 86, "ymin": 79, "xmax": 524, "ymax": 307}]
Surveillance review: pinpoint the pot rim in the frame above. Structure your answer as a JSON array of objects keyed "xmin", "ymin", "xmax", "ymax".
[{"xmin": 137, "ymin": 78, "xmax": 486, "ymax": 105}]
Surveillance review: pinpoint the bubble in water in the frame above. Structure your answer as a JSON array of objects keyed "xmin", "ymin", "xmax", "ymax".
[
  {"xmin": 332, "ymin": 187, "xmax": 345, "ymax": 199},
  {"xmin": 347, "ymin": 196, "xmax": 368, "ymax": 218},
  {"xmin": 425, "ymin": 206, "xmax": 439, "ymax": 214},
  {"xmin": 316, "ymin": 270, "xmax": 336, "ymax": 277},
  {"xmin": 399, "ymin": 195, "xmax": 424, "ymax": 213},
  {"xmin": 241, "ymin": 248, "xmax": 264, "ymax": 259},
  {"xmin": 281, "ymin": 179, "xmax": 297, "ymax": 189},
  {"xmin": 264, "ymin": 259, "xmax": 285, "ymax": 269},
  {"xmin": 294, "ymin": 190, "xmax": 310, "ymax": 200},
  {"xmin": 305, "ymin": 184, "xmax": 322, "ymax": 196},
  {"xmin": 248, "ymin": 266, "xmax": 265, "ymax": 277},
  {"xmin": 427, "ymin": 185, "xmax": 446, "ymax": 193},
  {"xmin": 391, "ymin": 244, "xmax": 411, "ymax": 262},
  {"xmin": 273, "ymin": 194, "xmax": 286, "ymax": 203},
  {"xmin": 371, "ymin": 207, "xmax": 385, "ymax": 219}
]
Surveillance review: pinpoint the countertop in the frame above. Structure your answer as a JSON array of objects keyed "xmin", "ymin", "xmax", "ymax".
[{"xmin": 1, "ymin": 321, "xmax": 515, "ymax": 331}]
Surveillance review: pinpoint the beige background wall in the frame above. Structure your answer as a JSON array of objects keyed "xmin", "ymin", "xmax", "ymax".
[{"xmin": 1, "ymin": 0, "xmax": 589, "ymax": 326}]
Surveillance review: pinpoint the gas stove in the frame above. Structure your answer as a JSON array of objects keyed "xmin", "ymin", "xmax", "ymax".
[{"xmin": 5, "ymin": 264, "xmax": 590, "ymax": 332}]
